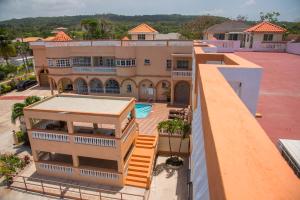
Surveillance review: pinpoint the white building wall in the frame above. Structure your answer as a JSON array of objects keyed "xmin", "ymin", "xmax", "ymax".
[
  {"xmin": 191, "ymin": 85, "xmax": 210, "ymax": 200},
  {"xmin": 218, "ymin": 67, "xmax": 262, "ymax": 115}
]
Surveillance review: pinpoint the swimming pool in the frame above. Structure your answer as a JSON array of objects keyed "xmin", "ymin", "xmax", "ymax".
[{"xmin": 135, "ymin": 103, "xmax": 152, "ymax": 119}]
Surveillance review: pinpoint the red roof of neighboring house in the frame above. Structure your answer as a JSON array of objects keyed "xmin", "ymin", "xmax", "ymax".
[
  {"xmin": 122, "ymin": 36, "xmax": 129, "ymax": 40},
  {"xmin": 52, "ymin": 31, "xmax": 72, "ymax": 41},
  {"xmin": 128, "ymin": 23, "xmax": 158, "ymax": 34},
  {"xmin": 245, "ymin": 21, "xmax": 286, "ymax": 33}
]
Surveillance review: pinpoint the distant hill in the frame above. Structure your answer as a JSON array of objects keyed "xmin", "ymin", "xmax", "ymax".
[{"xmin": 0, "ymin": 14, "xmax": 298, "ymax": 40}]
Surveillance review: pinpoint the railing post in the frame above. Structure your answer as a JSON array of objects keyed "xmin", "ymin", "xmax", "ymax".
[
  {"xmin": 121, "ymin": 193, "xmax": 123, "ymax": 200},
  {"xmin": 41, "ymin": 180, "xmax": 45, "ymax": 194},
  {"xmin": 59, "ymin": 184, "xmax": 63, "ymax": 198},
  {"xmin": 79, "ymin": 185, "xmax": 82, "ymax": 199},
  {"xmin": 23, "ymin": 176, "xmax": 27, "ymax": 191},
  {"xmin": 99, "ymin": 191, "xmax": 102, "ymax": 200}
]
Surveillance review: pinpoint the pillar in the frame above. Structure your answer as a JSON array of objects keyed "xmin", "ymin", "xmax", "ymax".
[
  {"xmin": 117, "ymin": 159, "xmax": 124, "ymax": 173},
  {"xmin": 72, "ymin": 155, "xmax": 79, "ymax": 167},
  {"xmin": 170, "ymin": 81, "xmax": 174, "ymax": 105},
  {"xmin": 32, "ymin": 150, "xmax": 39, "ymax": 162},
  {"xmin": 49, "ymin": 79, "xmax": 54, "ymax": 95},
  {"xmin": 67, "ymin": 121, "xmax": 74, "ymax": 134}
]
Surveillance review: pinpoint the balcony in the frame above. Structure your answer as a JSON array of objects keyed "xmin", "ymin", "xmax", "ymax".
[
  {"xmin": 116, "ymin": 66, "xmax": 136, "ymax": 76},
  {"xmin": 72, "ymin": 66, "xmax": 116, "ymax": 74},
  {"xmin": 172, "ymin": 70, "xmax": 192, "ymax": 80},
  {"xmin": 48, "ymin": 67, "xmax": 72, "ymax": 75}
]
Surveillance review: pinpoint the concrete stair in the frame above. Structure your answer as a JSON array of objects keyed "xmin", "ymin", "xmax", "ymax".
[{"xmin": 125, "ymin": 134, "xmax": 157, "ymax": 189}]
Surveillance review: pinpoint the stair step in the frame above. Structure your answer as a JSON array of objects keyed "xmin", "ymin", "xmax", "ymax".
[
  {"xmin": 136, "ymin": 145, "xmax": 153, "ymax": 149},
  {"xmin": 131, "ymin": 157, "xmax": 150, "ymax": 163},
  {"xmin": 128, "ymin": 166, "xmax": 148, "ymax": 173},
  {"xmin": 127, "ymin": 171, "xmax": 148, "ymax": 178},
  {"xmin": 126, "ymin": 176, "xmax": 147, "ymax": 183},
  {"xmin": 129, "ymin": 161, "xmax": 149, "ymax": 167},
  {"xmin": 132, "ymin": 154, "xmax": 151, "ymax": 158},
  {"xmin": 125, "ymin": 180, "xmax": 147, "ymax": 188},
  {"xmin": 136, "ymin": 141, "xmax": 153, "ymax": 146}
]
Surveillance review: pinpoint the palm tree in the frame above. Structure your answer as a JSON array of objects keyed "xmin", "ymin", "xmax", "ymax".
[
  {"xmin": 11, "ymin": 96, "xmax": 41, "ymax": 132},
  {"xmin": 0, "ymin": 34, "xmax": 16, "ymax": 66},
  {"xmin": 178, "ymin": 120, "xmax": 191, "ymax": 154}
]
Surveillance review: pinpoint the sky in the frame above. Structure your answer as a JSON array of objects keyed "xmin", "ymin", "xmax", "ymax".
[{"xmin": 0, "ymin": 0, "xmax": 299, "ymax": 22}]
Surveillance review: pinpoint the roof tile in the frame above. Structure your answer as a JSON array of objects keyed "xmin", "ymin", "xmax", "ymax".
[
  {"xmin": 52, "ymin": 31, "xmax": 72, "ymax": 41},
  {"xmin": 128, "ymin": 23, "xmax": 158, "ymax": 34},
  {"xmin": 245, "ymin": 21, "xmax": 286, "ymax": 33}
]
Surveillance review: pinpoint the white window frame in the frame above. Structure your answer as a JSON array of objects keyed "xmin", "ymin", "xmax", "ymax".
[
  {"xmin": 177, "ymin": 60, "xmax": 189, "ymax": 69},
  {"xmin": 144, "ymin": 59, "xmax": 150, "ymax": 65},
  {"xmin": 72, "ymin": 57, "xmax": 91, "ymax": 67},
  {"xmin": 138, "ymin": 34, "xmax": 146, "ymax": 40},
  {"xmin": 48, "ymin": 59, "xmax": 54, "ymax": 67},
  {"xmin": 56, "ymin": 59, "xmax": 70, "ymax": 67}
]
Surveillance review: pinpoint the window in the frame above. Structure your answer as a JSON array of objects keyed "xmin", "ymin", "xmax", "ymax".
[
  {"xmin": 138, "ymin": 34, "xmax": 145, "ymax": 40},
  {"xmin": 72, "ymin": 57, "xmax": 91, "ymax": 67},
  {"xmin": 105, "ymin": 58, "xmax": 115, "ymax": 67},
  {"xmin": 263, "ymin": 34, "xmax": 273, "ymax": 41},
  {"xmin": 177, "ymin": 60, "xmax": 189, "ymax": 69},
  {"xmin": 56, "ymin": 59, "xmax": 70, "ymax": 67},
  {"xmin": 162, "ymin": 81, "xmax": 168, "ymax": 89},
  {"xmin": 228, "ymin": 34, "xmax": 238, "ymax": 41},
  {"xmin": 166, "ymin": 59, "xmax": 172, "ymax": 70},
  {"xmin": 144, "ymin": 59, "xmax": 150, "ymax": 65},
  {"xmin": 115, "ymin": 59, "xmax": 136, "ymax": 67},
  {"xmin": 213, "ymin": 33, "xmax": 225, "ymax": 40},
  {"xmin": 48, "ymin": 59, "xmax": 54, "ymax": 67},
  {"xmin": 127, "ymin": 84, "xmax": 132, "ymax": 93}
]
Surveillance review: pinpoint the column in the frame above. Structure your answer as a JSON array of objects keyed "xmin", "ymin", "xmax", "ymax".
[
  {"xmin": 170, "ymin": 81, "xmax": 174, "ymax": 105},
  {"xmin": 49, "ymin": 79, "xmax": 54, "ymax": 95},
  {"xmin": 72, "ymin": 155, "xmax": 79, "ymax": 167},
  {"xmin": 117, "ymin": 159, "xmax": 124, "ymax": 173},
  {"xmin": 67, "ymin": 121, "xmax": 74, "ymax": 134},
  {"xmin": 32, "ymin": 150, "xmax": 39, "ymax": 162}
]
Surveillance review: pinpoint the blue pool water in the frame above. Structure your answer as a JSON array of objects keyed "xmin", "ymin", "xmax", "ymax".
[{"xmin": 135, "ymin": 103, "xmax": 152, "ymax": 119}]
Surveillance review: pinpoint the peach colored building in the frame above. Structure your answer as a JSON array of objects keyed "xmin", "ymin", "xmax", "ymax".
[{"xmin": 30, "ymin": 24, "xmax": 194, "ymax": 105}]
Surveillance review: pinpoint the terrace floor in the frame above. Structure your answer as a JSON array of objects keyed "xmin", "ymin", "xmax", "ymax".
[{"xmin": 235, "ymin": 52, "xmax": 300, "ymax": 144}]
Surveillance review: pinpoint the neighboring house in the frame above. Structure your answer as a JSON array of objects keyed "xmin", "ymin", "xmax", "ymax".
[
  {"xmin": 30, "ymin": 25, "xmax": 194, "ymax": 105},
  {"xmin": 244, "ymin": 21, "xmax": 287, "ymax": 48},
  {"xmin": 128, "ymin": 23, "xmax": 158, "ymax": 40},
  {"xmin": 155, "ymin": 33, "xmax": 181, "ymax": 40},
  {"xmin": 203, "ymin": 20, "xmax": 249, "ymax": 45},
  {"xmin": 15, "ymin": 37, "xmax": 43, "ymax": 43}
]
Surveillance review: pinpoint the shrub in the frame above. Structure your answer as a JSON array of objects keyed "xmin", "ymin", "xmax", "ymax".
[
  {"xmin": 0, "ymin": 84, "xmax": 12, "ymax": 94},
  {"xmin": 16, "ymin": 131, "xmax": 27, "ymax": 143},
  {"xmin": 27, "ymin": 74, "xmax": 36, "ymax": 81},
  {"xmin": 0, "ymin": 71, "xmax": 6, "ymax": 81},
  {"xmin": 0, "ymin": 154, "xmax": 25, "ymax": 180}
]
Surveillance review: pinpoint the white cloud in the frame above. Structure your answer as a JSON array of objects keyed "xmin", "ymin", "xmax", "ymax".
[{"xmin": 243, "ymin": 0, "xmax": 256, "ymax": 6}]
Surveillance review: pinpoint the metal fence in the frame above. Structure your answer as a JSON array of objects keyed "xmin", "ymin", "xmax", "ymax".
[{"xmin": 8, "ymin": 174, "xmax": 147, "ymax": 200}]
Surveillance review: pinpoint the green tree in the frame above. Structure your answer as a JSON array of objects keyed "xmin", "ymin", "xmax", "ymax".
[
  {"xmin": 0, "ymin": 154, "xmax": 25, "ymax": 182},
  {"xmin": 157, "ymin": 119, "xmax": 190, "ymax": 166},
  {"xmin": 11, "ymin": 96, "xmax": 41, "ymax": 133},
  {"xmin": 0, "ymin": 34, "xmax": 16, "ymax": 65},
  {"xmin": 81, "ymin": 18, "xmax": 100, "ymax": 39},
  {"xmin": 260, "ymin": 11, "xmax": 280, "ymax": 23},
  {"xmin": 15, "ymin": 41, "xmax": 30, "ymax": 73}
]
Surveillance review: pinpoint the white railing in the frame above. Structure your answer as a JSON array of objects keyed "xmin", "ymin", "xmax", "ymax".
[
  {"xmin": 32, "ymin": 131, "xmax": 69, "ymax": 142},
  {"xmin": 72, "ymin": 67, "xmax": 116, "ymax": 74},
  {"xmin": 30, "ymin": 40, "xmax": 194, "ymax": 47},
  {"xmin": 172, "ymin": 70, "xmax": 192, "ymax": 78},
  {"xmin": 253, "ymin": 41, "xmax": 286, "ymax": 52},
  {"xmin": 168, "ymin": 40, "xmax": 193, "ymax": 46},
  {"xmin": 122, "ymin": 121, "xmax": 136, "ymax": 143},
  {"xmin": 80, "ymin": 169, "xmax": 120, "ymax": 180},
  {"xmin": 74, "ymin": 135, "xmax": 116, "ymax": 147},
  {"xmin": 38, "ymin": 163, "xmax": 73, "ymax": 174}
]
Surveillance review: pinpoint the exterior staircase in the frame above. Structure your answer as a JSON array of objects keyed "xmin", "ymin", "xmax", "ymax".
[{"xmin": 125, "ymin": 134, "xmax": 158, "ymax": 189}]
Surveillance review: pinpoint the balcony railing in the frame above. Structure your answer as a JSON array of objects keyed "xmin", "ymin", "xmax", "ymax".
[
  {"xmin": 105, "ymin": 88, "xmax": 120, "ymax": 94},
  {"xmin": 72, "ymin": 67, "xmax": 116, "ymax": 74},
  {"xmin": 74, "ymin": 135, "xmax": 116, "ymax": 148},
  {"xmin": 37, "ymin": 162, "xmax": 73, "ymax": 174},
  {"xmin": 32, "ymin": 131, "xmax": 69, "ymax": 143},
  {"xmin": 80, "ymin": 168, "xmax": 120, "ymax": 180},
  {"xmin": 122, "ymin": 120, "xmax": 136, "ymax": 143},
  {"xmin": 172, "ymin": 70, "xmax": 192, "ymax": 78}
]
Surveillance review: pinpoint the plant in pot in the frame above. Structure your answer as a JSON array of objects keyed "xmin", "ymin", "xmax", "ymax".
[{"xmin": 157, "ymin": 119, "xmax": 190, "ymax": 168}]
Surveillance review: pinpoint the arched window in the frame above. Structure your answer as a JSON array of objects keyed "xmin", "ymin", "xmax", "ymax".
[{"xmin": 105, "ymin": 80, "xmax": 120, "ymax": 94}]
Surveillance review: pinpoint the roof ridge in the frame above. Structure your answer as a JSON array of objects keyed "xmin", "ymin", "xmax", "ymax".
[{"xmin": 128, "ymin": 23, "xmax": 158, "ymax": 33}]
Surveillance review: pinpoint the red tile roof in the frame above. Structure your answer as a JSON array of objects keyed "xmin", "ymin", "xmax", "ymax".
[
  {"xmin": 52, "ymin": 31, "xmax": 72, "ymax": 41},
  {"xmin": 245, "ymin": 21, "xmax": 286, "ymax": 33},
  {"xmin": 128, "ymin": 23, "xmax": 158, "ymax": 34},
  {"xmin": 122, "ymin": 36, "xmax": 129, "ymax": 40}
]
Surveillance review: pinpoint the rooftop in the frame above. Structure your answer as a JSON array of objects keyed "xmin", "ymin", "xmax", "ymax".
[
  {"xmin": 52, "ymin": 31, "xmax": 72, "ymax": 41},
  {"xmin": 244, "ymin": 21, "xmax": 286, "ymax": 33},
  {"xmin": 25, "ymin": 94, "xmax": 134, "ymax": 115},
  {"xmin": 205, "ymin": 20, "xmax": 249, "ymax": 33},
  {"xmin": 128, "ymin": 23, "xmax": 158, "ymax": 34}
]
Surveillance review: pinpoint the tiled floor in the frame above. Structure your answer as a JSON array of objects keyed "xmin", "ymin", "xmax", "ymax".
[{"xmin": 136, "ymin": 103, "xmax": 176, "ymax": 135}]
